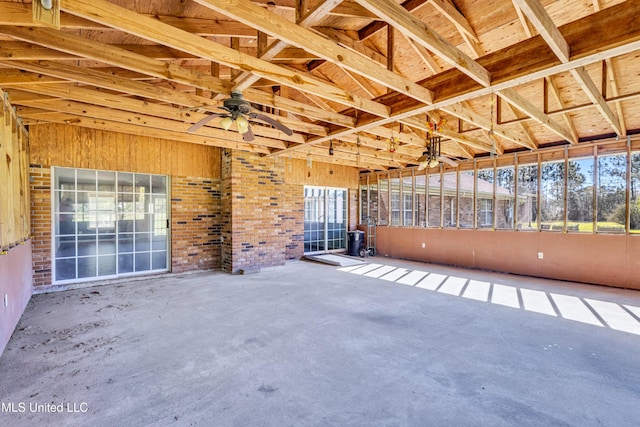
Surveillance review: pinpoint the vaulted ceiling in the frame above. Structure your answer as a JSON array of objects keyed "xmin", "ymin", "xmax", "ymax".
[{"xmin": 1, "ymin": 0, "xmax": 639, "ymax": 170}]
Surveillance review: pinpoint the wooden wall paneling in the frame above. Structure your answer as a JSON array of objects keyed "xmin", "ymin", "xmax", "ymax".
[
  {"xmin": 0, "ymin": 104, "xmax": 8, "ymax": 248},
  {"xmin": 28, "ymin": 124, "xmax": 223, "ymax": 178},
  {"xmin": 11, "ymin": 121, "xmax": 21, "ymax": 243},
  {"xmin": 152, "ymin": 137, "xmax": 162, "ymax": 175},
  {"xmin": 5, "ymin": 106, "xmax": 16, "ymax": 247},
  {"xmin": 19, "ymin": 128, "xmax": 30, "ymax": 239}
]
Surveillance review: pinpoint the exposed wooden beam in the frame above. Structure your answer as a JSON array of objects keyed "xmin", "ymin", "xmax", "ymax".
[
  {"xmin": 402, "ymin": 32, "xmax": 441, "ymax": 75},
  {"xmin": 1, "ymin": 81, "xmax": 325, "ymax": 137},
  {"xmin": 442, "ymin": 103, "xmax": 537, "ymax": 150},
  {"xmin": 232, "ymin": 0, "xmax": 344, "ymax": 92},
  {"xmin": 354, "ymin": 0, "xmax": 491, "ymax": 87},
  {"xmin": 61, "ymin": 0, "xmax": 390, "ymax": 117},
  {"xmin": 512, "ymin": 0, "xmax": 570, "ymax": 62},
  {"xmin": 194, "ymin": 0, "xmax": 435, "ymax": 105},
  {"xmin": 270, "ymin": 0, "xmax": 640, "ymax": 157},
  {"xmin": 401, "ymin": 116, "xmax": 501, "ymax": 154},
  {"xmin": 0, "ymin": 26, "xmax": 231, "ymax": 95},
  {"xmin": 570, "ymin": 66, "xmax": 624, "ymax": 136},
  {"xmin": 23, "ymin": 111, "xmax": 272, "ymax": 153},
  {"xmin": 14, "ymin": 98, "xmax": 295, "ymax": 148},
  {"xmin": 512, "ymin": 0, "xmax": 622, "ymax": 137},
  {"xmin": 358, "ymin": 0, "xmax": 427, "ymax": 41},
  {"xmin": 498, "ymin": 87, "xmax": 576, "ymax": 143},
  {"xmin": 314, "ymin": 27, "xmax": 387, "ymax": 66},
  {"xmin": 428, "ymin": 0, "xmax": 478, "ymax": 43}
]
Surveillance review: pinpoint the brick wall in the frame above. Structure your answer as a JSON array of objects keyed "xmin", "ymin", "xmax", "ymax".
[
  {"xmin": 221, "ymin": 149, "xmax": 288, "ymax": 273},
  {"xmin": 29, "ymin": 166, "xmax": 52, "ymax": 289},
  {"xmin": 28, "ymin": 166, "xmax": 222, "ymax": 290},
  {"xmin": 171, "ymin": 176, "xmax": 222, "ymax": 273}
]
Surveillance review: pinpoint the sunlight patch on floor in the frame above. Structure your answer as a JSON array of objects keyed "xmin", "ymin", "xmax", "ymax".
[{"xmin": 337, "ymin": 263, "xmax": 640, "ymax": 336}]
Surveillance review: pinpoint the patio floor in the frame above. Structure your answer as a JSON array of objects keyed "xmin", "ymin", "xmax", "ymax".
[{"xmin": 1, "ymin": 257, "xmax": 639, "ymax": 426}]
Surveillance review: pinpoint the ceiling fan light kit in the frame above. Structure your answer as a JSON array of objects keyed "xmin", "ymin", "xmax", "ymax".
[{"xmin": 187, "ymin": 91, "xmax": 293, "ymax": 142}]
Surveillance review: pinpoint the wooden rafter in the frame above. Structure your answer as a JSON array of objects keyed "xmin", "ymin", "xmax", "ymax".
[
  {"xmin": 354, "ymin": 0, "xmax": 491, "ymax": 86},
  {"xmin": 60, "ymin": 0, "xmax": 391, "ymax": 117},
  {"xmin": 193, "ymin": 0, "xmax": 435, "ymax": 105},
  {"xmin": 232, "ymin": 0, "xmax": 344, "ymax": 92},
  {"xmin": 512, "ymin": 0, "xmax": 623, "ymax": 137}
]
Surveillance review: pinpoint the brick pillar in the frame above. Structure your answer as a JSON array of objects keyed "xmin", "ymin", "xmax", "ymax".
[
  {"xmin": 29, "ymin": 165, "xmax": 52, "ymax": 289},
  {"xmin": 220, "ymin": 149, "xmax": 288, "ymax": 273}
]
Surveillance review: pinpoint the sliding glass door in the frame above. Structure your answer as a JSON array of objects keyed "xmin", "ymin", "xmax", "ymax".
[
  {"xmin": 53, "ymin": 167, "xmax": 169, "ymax": 284},
  {"xmin": 303, "ymin": 186, "xmax": 347, "ymax": 254}
]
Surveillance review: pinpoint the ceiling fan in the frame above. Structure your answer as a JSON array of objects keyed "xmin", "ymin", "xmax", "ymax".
[
  {"xmin": 187, "ymin": 91, "xmax": 293, "ymax": 142},
  {"xmin": 417, "ymin": 118, "xmax": 458, "ymax": 170}
]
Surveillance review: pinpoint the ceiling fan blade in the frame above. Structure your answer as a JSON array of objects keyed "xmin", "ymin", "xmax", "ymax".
[
  {"xmin": 187, "ymin": 113, "xmax": 224, "ymax": 132},
  {"xmin": 439, "ymin": 156, "xmax": 459, "ymax": 167},
  {"xmin": 250, "ymin": 113, "xmax": 293, "ymax": 135},
  {"xmin": 417, "ymin": 161, "xmax": 428, "ymax": 171},
  {"xmin": 242, "ymin": 125, "xmax": 255, "ymax": 142}
]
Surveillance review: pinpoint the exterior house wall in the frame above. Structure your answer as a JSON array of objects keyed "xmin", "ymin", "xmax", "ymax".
[
  {"xmin": 28, "ymin": 124, "xmax": 221, "ymax": 290},
  {"xmin": 27, "ymin": 124, "xmax": 360, "ymax": 286}
]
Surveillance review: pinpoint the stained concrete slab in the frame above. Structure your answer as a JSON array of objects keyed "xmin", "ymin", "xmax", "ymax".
[{"xmin": 1, "ymin": 258, "xmax": 640, "ymax": 426}]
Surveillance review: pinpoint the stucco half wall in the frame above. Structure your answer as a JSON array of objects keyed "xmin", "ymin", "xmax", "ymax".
[
  {"xmin": 371, "ymin": 227, "xmax": 640, "ymax": 290},
  {"xmin": 0, "ymin": 241, "xmax": 33, "ymax": 355}
]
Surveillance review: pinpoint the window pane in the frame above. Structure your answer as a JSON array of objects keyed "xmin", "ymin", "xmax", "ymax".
[
  {"xmin": 98, "ymin": 255, "xmax": 116, "ymax": 276},
  {"xmin": 360, "ymin": 183, "xmax": 368, "ymax": 224},
  {"xmin": 567, "ymin": 158, "xmax": 594, "ymax": 233},
  {"xmin": 369, "ymin": 182, "xmax": 378, "ymax": 224},
  {"xmin": 77, "ymin": 236, "xmax": 97, "ymax": 256},
  {"xmin": 152, "ymin": 175, "xmax": 167, "ymax": 194},
  {"xmin": 55, "ymin": 258, "xmax": 76, "ymax": 281},
  {"xmin": 55, "ymin": 168, "xmax": 76, "ymax": 190},
  {"xmin": 118, "ymin": 254, "xmax": 134, "ymax": 273},
  {"xmin": 541, "ymin": 161, "xmax": 564, "ymax": 231},
  {"xmin": 443, "ymin": 172, "xmax": 457, "ymax": 227},
  {"xmin": 517, "ymin": 164, "xmax": 538, "ymax": 230},
  {"xmin": 428, "ymin": 173, "xmax": 441, "ymax": 228},
  {"xmin": 118, "ymin": 173, "xmax": 134, "ymax": 192},
  {"xmin": 477, "ymin": 169, "xmax": 494, "ymax": 228},
  {"xmin": 378, "ymin": 178, "xmax": 389, "ymax": 226},
  {"xmin": 55, "ymin": 237, "xmax": 75, "ymax": 257},
  {"xmin": 98, "ymin": 171, "xmax": 115, "ymax": 191},
  {"xmin": 390, "ymin": 176, "xmax": 400, "ymax": 226},
  {"xmin": 459, "ymin": 171, "xmax": 474, "ymax": 228},
  {"xmin": 496, "ymin": 166, "xmax": 515, "ymax": 229},
  {"xmin": 77, "ymin": 256, "xmax": 96, "ymax": 279},
  {"xmin": 135, "ymin": 253, "xmax": 150, "ymax": 272},
  {"xmin": 152, "ymin": 252, "xmax": 167, "ymax": 270},
  {"xmin": 631, "ymin": 152, "xmax": 640, "ymax": 234},
  {"xmin": 77, "ymin": 169, "xmax": 96, "ymax": 191},
  {"xmin": 98, "ymin": 235, "xmax": 116, "ymax": 255},
  {"xmin": 402, "ymin": 175, "xmax": 413, "ymax": 226},
  {"xmin": 597, "ymin": 154, "xmax": 626, "ymax": 233},
  {"xmin": 134, "ymin": 174, "xmax": 151, "ymax": 194},
  {"xmin": 415, "ymin": 173, "xmax": 426, "ymax": 227}
]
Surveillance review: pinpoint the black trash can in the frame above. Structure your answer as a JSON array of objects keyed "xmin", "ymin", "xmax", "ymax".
[{"xmin": 347, "ymin": 230, "xmax": 365, "ymax": 257}]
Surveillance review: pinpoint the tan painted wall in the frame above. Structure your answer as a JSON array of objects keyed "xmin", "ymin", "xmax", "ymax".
[{"xmin": 374, "ymin": 227, "xmax": 640, "ymax": 290}]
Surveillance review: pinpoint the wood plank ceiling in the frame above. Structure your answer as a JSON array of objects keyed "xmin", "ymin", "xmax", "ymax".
[{"xmin": 1, "ymin": 0, "xmax": 639, "ymax": 170}]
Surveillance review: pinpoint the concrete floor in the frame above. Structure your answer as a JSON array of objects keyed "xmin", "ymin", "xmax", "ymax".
[{"xmin": 1, "ymin": 257, "xmax": 640, "ymax": 426}]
